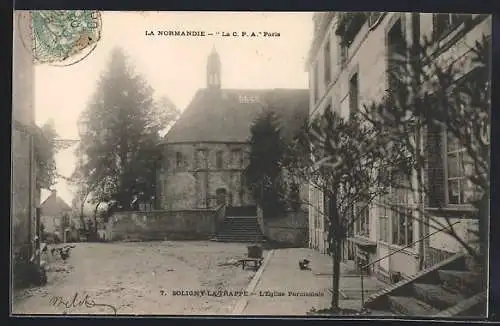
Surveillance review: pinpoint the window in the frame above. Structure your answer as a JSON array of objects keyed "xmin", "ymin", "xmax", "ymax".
[
  {"xmin": 230, "ymin": 149, "xmax": 242, "ymax": 168},
  {"xmin": 444, "ymin": 67, "xmax": 488, "ymax": 205},
  {"xmin": 379, "ymin": 215, "xmax": 389, "ymax": 242},
  {"xmin": 336, "ymin": 12, "xmax": 367, "ymax": 66},
  {"xmin": 323, "ymin": 193, "xmax": 330, "ymax": 231},
  {"xmin": 392, "ymin": 208, "xmax": 413, "ymax": 246},
  {"xmin": 196, "ymin": 149, "xmax": 207, "ymax": 169},
  {"xmin": 62, "ymin": 214, "xmax": 70, "ymax": 227},
  {"xmin": 313, "ymin": 190, "xmax": 322, "ymax": 230},
  {"xmin": 446, "ymin": 133, "xmax": 468, "ymax": 204},
  {"xmin": 216, "ymin": 151, "xmax": 223, "ymax": 169},
  {"xmin": 336, "ymin": 12, "xmax": 367, "ymax": 48},
  {"xmin": 324, "ymin": 39, "xmax": 331, "ymax": 86},
  {"xmin": 391, "ymin": 171, "xmax": 414, "ymax": 247},
  {"xmin": 433, "ymin": 14, "xmax": 473, "ymax": 40},
  {"xmin": 378, "ymin": 185, "xmax": 391, "ymax": 242},
  {"xmin": 355, "ymin": 204, "xmax": 369, "ymax": 237},
  {"xmin": 175, "ymin": 152, "xmax": 183, "ymax": 168},
  {"xmin": 387, "ymin": 19, "xmax": 405, "ymax": 99},
  {"xmin": 349, "ymin": 73, "xmax": 359, "ymax": 116}
]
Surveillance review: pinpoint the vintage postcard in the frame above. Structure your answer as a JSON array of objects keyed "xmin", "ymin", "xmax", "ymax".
[{"xmin": 11, "ymin": 11, "xmax": 491, "ymax": 317}]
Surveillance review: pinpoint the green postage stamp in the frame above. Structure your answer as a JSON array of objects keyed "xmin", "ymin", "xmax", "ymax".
[{"xmin": 28, "ymin": 10, "xmax": 102, "ymax": 65}]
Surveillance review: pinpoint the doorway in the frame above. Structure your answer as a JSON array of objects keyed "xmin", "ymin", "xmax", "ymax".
[{"xmin": 215, "ymin": 188, "xmax": 227, "ymax": 206}]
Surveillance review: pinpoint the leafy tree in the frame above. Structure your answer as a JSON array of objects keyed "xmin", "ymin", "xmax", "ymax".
[
  {"xmin": 155, "ymin": 96, "xmax": 181, "ymax": 137},
  {"xmin": 75, "ymin": 47, "xmax": 177, "ymax": 211},
  {"xmin": 244, "ymin": 111, "xmax": 287, "ymax": 219},
  {"xmin": 286, "ymin": 109, "xmax": 407, "ymax": 310},
  {"xmin": 34, "ymin": 119, "xmax": 58, "ymax": 189}
]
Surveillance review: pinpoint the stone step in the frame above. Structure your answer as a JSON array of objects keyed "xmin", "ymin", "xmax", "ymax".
[
  {"xmin": 216, "ymin": 234, "xmax": 264, "ymax": 239},
  {"xmin": 218, "ymin": 227, "xmax": 261, "ymax": 231},
  {"xmin": 217, "ymin": 230, "xmax": 262, "ymax": 234},
  {"xmin": 388, "ymin": 295, "xmax": 440, "ymax": 316},
  {"xmin": 225, "ymin": 216, "xmax": 257, "ymax": 219},
  {"xmin": 220, "ymin": 228, "xmax": 261, "ymax": 232},
  {"xmin": 217, "ymin": 232, "xmax": 262, "ymax": 236},
  {"xmin": 221, "ymin": 222, "xmax": 259, "ymax": 226},
  {"xmin": 438, "ymin": 270, "xmax": 483, "ymax": 296},
  {"xmin": 214, "ymin": 238, "xmax": 265, "ymax": 243},
  {"xmin": 221, "ymin": 223, "xmax": 260, "ymax": 228},
  {"xmin": 215, "ymin": 234, "xmax": 264, "ymax": 239},
  {"xmin": 413, "ymin": 283, "xmax": 465, "ymax": 310},
  {"xmin": 224, "ymin": 216, "xmax": 258, "ymax": 219},
  {"xmin": 221, "ymin": 225, "xmax": 260, "ymax": 229},
  {"xmin": 221, "ymin": 222, "xmax": 260, "ymax": 227}
]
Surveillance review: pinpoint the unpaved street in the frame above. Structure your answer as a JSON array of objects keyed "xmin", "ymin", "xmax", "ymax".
[{"xmin": 12, "ymin": 241, "xmax": 259, "ymax": 315}]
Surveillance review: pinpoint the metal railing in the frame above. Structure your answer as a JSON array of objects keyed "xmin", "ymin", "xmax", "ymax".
[{"xmin": 359, "ymin": 220, "xmax": 460, "ymax": 307}]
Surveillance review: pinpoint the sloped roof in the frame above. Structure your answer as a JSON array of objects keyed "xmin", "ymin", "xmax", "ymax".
[
  {"xmin": 163, "ymin": 88, "xmax": 309, "ymax": 143},
  {"xmin": 40, "ymin": 191, "xmax": 72, "ymax": 217}
]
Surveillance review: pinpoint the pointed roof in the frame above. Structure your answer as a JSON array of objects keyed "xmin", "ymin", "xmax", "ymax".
[
  {"xmin": 40, "ymin": 190, "xmax": 72, "ymax": 217},
  {"xmin": 163, "ymin": 88, "xmax": 309, "ymax": 144}
]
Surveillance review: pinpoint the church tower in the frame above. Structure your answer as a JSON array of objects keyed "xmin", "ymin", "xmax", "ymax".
[{"xmin": 206, "ymin": 47, "xmax": 221, "ymax": 90}]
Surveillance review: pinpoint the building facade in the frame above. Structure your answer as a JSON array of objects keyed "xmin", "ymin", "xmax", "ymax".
[
  {"xmin": 12, "ymin": 11, "xmax": 39, "ymax": 261},
  {"xmin": 157, "ymin": 49, "xmax": 309, "ymax": 211},
  {"xmin": 40, "ymin": 190, "xmax": 73, "ymax": 242},
  {"xmin": 306, "ymin": 12, "xmax": 491, "ymax": 281}
]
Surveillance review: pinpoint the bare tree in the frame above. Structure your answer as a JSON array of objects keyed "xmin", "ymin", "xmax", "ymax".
[
  {"xmin": 361, "ymin": 33, "xmax": 490, "ymax": 268},
  {"xmin": 285, "ymin": 109, "xmax": 408, "ymax": 311}
]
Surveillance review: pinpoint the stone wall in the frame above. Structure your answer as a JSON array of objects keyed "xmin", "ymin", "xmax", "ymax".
[
  {"xmin": 257, "ymin": 207, "xmax": 309, "ymax": 247},
  {"xmin": 159, "ymin": 143, "xmax": 253, "ymax": 210},
  {"xmin": 428, "ymin": 216, "xmax": 478, "ymax": 253},
  {"xmin": 106, "ymin": 209, "xmax": 220, "ymax": 241}
]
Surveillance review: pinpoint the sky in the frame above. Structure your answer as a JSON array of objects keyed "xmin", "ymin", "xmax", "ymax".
[{"xmin": 34, "ymin": 11, "xmax": 314, "ymax": 204}]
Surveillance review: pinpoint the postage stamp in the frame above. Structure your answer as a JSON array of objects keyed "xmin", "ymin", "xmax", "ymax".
[{"xmin": 20, "ymin": 10, "xmax": 102, "ymax": 66}]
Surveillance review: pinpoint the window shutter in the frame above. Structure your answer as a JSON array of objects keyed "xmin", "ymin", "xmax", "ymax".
[{"xmin": 424, "ymin": 124, "xmax": 446, "ymax": 207}]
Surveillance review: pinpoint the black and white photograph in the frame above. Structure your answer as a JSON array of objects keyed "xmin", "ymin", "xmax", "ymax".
[{"xmin": 11, "ymin": 11, "xmax": 491, "ymax": 317}]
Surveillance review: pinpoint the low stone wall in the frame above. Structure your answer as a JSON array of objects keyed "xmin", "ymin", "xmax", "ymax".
[
  {"xmin": 106, "ymin": 209, "xmax": 219, "ymax": 241},
  {"xmin": 259, "ymin": 208, "xmax": 309, "ymax": 247}
]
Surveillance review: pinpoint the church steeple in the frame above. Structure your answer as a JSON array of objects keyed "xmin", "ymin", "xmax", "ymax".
[{"xmin": 206, "ymin": 46, "xmax": 221, "ymax": 90}]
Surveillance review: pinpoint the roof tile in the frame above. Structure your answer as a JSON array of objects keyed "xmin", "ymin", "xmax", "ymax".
[{"xmin": 164, "ymin": 88, "xmax": 309, "ymax": 143}]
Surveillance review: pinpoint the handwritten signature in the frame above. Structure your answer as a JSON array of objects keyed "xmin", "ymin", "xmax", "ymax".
[{"xmin": 49, "ymin": 292, "xmax": 117, "ymax": 315}]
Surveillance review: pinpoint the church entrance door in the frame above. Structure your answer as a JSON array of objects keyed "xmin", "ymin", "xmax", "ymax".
[{"xmin": 215, "ymin": 188, "xmax": 227, "ymax": 206}]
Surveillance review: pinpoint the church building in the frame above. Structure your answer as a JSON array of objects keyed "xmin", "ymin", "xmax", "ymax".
[{"xmin": 157, "ymin": 48, "xmax": 309, "ymax": 210}]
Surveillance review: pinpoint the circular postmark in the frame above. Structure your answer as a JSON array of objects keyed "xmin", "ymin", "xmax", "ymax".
[{"xmin": 17, "ymin": 10, "xmax": 102, "ymax": 66}]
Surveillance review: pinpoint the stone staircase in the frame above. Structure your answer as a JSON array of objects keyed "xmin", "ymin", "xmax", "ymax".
[
  {"xmin": 213, "ymin": 206, "xmax": 265, "ymax": 243},
  {"xmin": 364, "ymin": 253, "xmax": 486, "ymax": 317}
]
